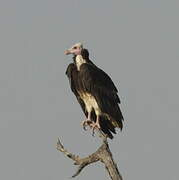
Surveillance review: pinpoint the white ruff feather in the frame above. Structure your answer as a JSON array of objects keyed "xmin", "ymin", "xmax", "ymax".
[{"xmin": 75, "ymin": 55, "xmax": 86, "ymax": 71}]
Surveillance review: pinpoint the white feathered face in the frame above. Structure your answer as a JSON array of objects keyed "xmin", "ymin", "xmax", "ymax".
[{"xmin": 64, "ymin": 43, "xmax": 83, "ymax": 56}]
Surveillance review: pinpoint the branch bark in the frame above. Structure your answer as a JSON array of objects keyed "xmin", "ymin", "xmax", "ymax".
[{"xmin": 56, "ymin": 136, "xmax": 123, "ymax": 180}]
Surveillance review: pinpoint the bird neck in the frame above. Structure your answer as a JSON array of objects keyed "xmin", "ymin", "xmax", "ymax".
[{"xmin": 75, "ymin": 55, "xmax": 86, "ymax": 71}]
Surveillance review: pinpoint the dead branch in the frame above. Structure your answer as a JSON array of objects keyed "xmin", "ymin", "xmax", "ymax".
[{"xmin": 56, "ymin": 136, "xmax": 123, "ymax": 180}]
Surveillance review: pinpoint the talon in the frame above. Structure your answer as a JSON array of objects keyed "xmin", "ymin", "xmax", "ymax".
[
  {"xmin": 81, "ymin": 121, "xmax": 87, "ymax": 131},
  {"xmin": 81, "ymin": 119, "xmax": 92, "ymax": 131},
  {"xmin": 83, "ymin": 124, "xmax": 87, "ymax": 131},
  {"xmin": 83, "ymin": 125, "xmax": 87, "ymax": 131},
  {"xmin": 92, "ymin": 127, "xmax": 96, "ymax": 137},
  {"xmin": 90, "ymin": 122, "xmax": 100, "ymax": 137},
  {"xmin": 82, "ymin": 121, "xmax": 87, "ymax": 130}
]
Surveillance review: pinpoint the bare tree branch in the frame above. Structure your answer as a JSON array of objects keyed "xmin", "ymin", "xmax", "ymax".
[{"xmin": 56, "ymin": 136, "xmax": 123, "ymax": 180}]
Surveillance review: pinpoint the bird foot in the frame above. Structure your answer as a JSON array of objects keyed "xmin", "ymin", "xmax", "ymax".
[
  {"xmin": 81, "ymin": 119, "xmax": 93, "ymax": 131},
  {"xmin": 90, "ymin": 122, "xmax": 100, "ymax": 136},
  {"xmin": 81, "ymin": 120, "xmax": 101, "ymax": 137}
]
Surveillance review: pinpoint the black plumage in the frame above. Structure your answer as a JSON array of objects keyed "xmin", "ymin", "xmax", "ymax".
[{"xmin": 65, "ymin": 48, "xmax": 123, "ymax": 139}]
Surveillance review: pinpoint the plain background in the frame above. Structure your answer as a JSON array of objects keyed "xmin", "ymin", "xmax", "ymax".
[{"xmin": 0, "ymin": 0, "xmax": 178, "ymax": 179}]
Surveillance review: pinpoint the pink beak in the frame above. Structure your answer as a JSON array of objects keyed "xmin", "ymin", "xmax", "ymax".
[
  {"xmin": 64, "ymin": 49, "xmax": 71, "ymax": 55},
  {"xmin": 64, "ymin": 48, "xmax": 75, "ymax": 55}
]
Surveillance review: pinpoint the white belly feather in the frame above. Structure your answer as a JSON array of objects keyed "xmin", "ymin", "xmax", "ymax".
[{"xmin": 79, "ymin": 92, "xmax": 101, "ymax": 116}]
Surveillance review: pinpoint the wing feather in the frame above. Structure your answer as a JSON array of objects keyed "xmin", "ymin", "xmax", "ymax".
[
  {"xmin": 80, "ymin": 63, "xmax": 123, "ymax": 130},
  {"xmin": 66, "ymin": 63, "xmax": 87, "ymax": 116}
]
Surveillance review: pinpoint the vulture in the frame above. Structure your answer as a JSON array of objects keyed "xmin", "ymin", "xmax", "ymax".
[{"xmin": 65, "ymin": 43, "xmax": 123, "ymax": 139}]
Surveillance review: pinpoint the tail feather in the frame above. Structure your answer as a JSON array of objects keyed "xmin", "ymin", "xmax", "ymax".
[
  {"xmin": 90, "ymin": 109, "xmax": 122, "ymax": 139},
  {"xmin": 100, "ymin": 120, "xmax": 114, "ymax": 139},
  {"xmin": 99, "ymin": 116, "xmax": 117, "ymax": 139}
]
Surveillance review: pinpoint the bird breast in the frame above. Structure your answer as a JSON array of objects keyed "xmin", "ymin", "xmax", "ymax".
[
  {"xmin": 78, "ymin": 92, "xmax": 101, "ymax": 115},
  {"xmin": 75, "ymin": 55, "xmax": 86, "ymax": 71}
]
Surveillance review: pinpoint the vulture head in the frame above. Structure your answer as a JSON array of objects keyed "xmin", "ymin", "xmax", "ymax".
[
  {"xmin": 65, "ymin": 42, "xmax": 89, "ymax": 59},
  {"xmin": 64, "ymin": 42, "xmax": 83, "ymax": 56}
]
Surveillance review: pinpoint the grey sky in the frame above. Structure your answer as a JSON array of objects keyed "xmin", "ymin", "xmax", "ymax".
[{"xmin": 0, "ymin": 0, "xmax": 178, "ymax": 179}]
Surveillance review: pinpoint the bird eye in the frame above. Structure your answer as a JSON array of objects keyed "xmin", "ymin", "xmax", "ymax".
[{"xmin": 73, "ymin": 46, "xmax": 77, "ymax": 49}]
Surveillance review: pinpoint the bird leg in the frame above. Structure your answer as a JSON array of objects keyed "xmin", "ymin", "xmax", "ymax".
[
  {"xmin": 91, "ymin": 115, "xmax": 101, "ymax": 136},
  {"xmin": 81, "ymin": 111, "xmax": 93, "ymax": 130}
]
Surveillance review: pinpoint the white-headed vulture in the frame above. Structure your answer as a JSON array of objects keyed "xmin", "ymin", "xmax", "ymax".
[{"xmin": 65, "ymin": 43, "xmax": 124, "ymax": 139}]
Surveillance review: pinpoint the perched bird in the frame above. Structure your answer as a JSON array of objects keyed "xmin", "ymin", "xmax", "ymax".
[{"xmin": 65, "ymin": 43, "xmax": 123, "ymax": 139}]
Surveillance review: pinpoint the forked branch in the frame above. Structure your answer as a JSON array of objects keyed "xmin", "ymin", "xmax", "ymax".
[{"xmin": 56, "ymin": 137, "xmax": 123, "ymax": 180}]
